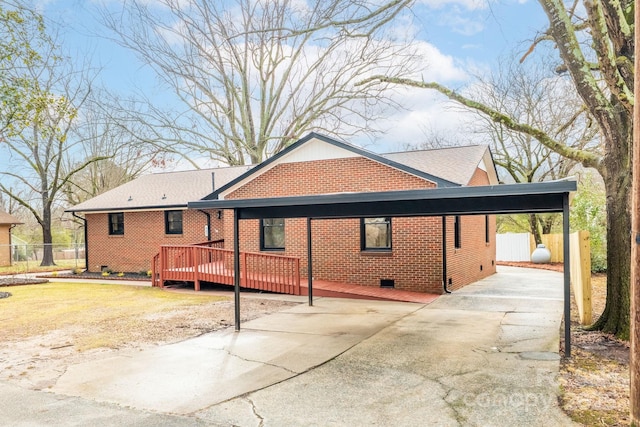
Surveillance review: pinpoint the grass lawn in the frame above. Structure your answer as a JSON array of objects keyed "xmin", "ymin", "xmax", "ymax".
[{"xmin": 0, "ymin": 282, "xmax": 228, "ymax": 351}]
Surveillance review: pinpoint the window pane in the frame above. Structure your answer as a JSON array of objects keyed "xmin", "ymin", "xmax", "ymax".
[
  {"xmin": 363, "ymin": 218, "xmax": 391, "ymax": 249},
  {"xmin": 109, "ymin": 213, "xmax": 124, "ymax": 235},
  {"xmin": 262, "ymin": 218, "xmax": 285, "ymax": 249},
  {"xmin": 165, "ymin": 211, "xmax": 183, "ymax": 234}
]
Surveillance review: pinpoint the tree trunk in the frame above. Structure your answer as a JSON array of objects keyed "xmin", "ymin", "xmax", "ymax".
[
  {"xmin": 541, "ymin": 215, "xmax": 556, "ymax": 235},
  {"xmin": 529, "ymin": 214, "xmax": 542, "ymax": 245},
  {"xmin": 589, "ymin": 133, "xmax": 632, "ymax": 339},
  {"xmin": 40, "ymin": 200, "xmax": 55, "ymax": 267}
]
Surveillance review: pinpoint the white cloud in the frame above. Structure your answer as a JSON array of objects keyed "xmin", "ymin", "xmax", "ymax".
[
  {"xmin": 440, "ymin": 12, "xmax": 485, "ymax": 35},
  {"xmin": 407, "ymin": 41, "xmax": 469, "ymax": 82},
  {"xmin": 418, "ymin": 0, "xmax": 489, "ymax": 11}
]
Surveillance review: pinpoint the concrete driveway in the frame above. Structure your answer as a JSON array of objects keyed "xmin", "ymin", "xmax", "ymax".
[{"xmin": 0, "ymin": 266, "xmax": 576, "ymax": 426}]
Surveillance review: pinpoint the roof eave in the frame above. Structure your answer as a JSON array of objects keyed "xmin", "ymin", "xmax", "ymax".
[
  {"xmin": 66, "ymin": 203, "xmax": 189, "ymax": 214},
  {"xmin": 204, "ymin": 132, "xmax": 460, "ymax": 200}
]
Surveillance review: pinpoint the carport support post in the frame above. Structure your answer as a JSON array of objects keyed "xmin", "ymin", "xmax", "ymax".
[
  {"xmin": 563, "ymin": 193, "xmax": 571, "ymax": 357},
  {"xmin": 234, "ymin": 209, "xmax": 241, "ymax": 331},
  {"xmin": 307, "ymin": 217, "xmax": 313, "ymax": 306}
]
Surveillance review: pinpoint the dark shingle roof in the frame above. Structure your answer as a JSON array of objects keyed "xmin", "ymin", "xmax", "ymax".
[
  {"xmin": 66, "ymin": 166, "xmax": 252, "ymax": 213},
  {"xmin": 382, "ymin": 145, "xmax": 491, "ymax": 186},
  {"xmin": 66, "ymin": 135, "xmax": 496, "ymax": 213}
]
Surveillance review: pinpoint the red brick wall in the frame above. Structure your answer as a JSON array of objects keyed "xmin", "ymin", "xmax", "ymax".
[
  {"xmin": 222, "ymin": 158, "xmax": 496, "ymax": 294},
  {"xmin": 445, "ymin": 167, "xmax": 497, "ymax": 290},
  {"xmin": 0, "ymin": 225, "xmax": 11, "ymax": 267},
  {"xmin": 84, "ymin": 157, "xmax": 497, "ymax": 293},
  {"xmin": 228, "ymin": 157, "xmax": 436, "ymax": 198},
  {"xmin": 86, "ymin": 209, "xmax": 223, "ymax": 272}
]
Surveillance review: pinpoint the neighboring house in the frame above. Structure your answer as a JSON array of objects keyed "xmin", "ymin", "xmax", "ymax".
[
  {"xmin": 0, "ymin": 210, "xmax": 22, "ymax": 267},
  {"xmin": 68, "ymin": 133, "xmax": 499, "ymax": 294}
]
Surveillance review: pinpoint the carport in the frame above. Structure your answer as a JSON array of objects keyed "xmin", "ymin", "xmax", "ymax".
[{"xmin": 188, "ymin": 180, "xmax": 577, "ymax": 355}]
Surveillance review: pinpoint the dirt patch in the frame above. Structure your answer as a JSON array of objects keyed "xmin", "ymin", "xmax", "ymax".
[
  {"xmin": 0, "ymin": 283, "xmax": 297, "ymax": 391},
  {"xmin": 546, "ymin": 269, "xmax": 629, "ymax": 425}
]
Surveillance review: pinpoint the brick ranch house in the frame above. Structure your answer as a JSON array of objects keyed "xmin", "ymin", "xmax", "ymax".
[
  {"xmin": 68, "ymin": 133, "xmax": 499, "ymax": 294},
  {"xmin": 0, "ymin": 210, "xmax": 22, "ymax": 267}
]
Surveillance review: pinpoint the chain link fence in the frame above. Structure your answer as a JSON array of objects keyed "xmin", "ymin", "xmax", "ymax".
[{"xmin": 0, "ymin": 243, "xmax": 86, "ymax": 274}]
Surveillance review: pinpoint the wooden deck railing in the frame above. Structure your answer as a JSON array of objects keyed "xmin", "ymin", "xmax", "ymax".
[
  {"xmin": 192, "ymin": 239, "xmax": 225, "ymax": 248},
  {"xmin": 151, "ymin": 252, "xmax": 161, "ymax": 287},
  {"xmin": 152, "ymin": 245, "xmax": 301, "ymax": 295}
]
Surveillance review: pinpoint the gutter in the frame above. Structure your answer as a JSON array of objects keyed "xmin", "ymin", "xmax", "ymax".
[{"xmin": 72, "ymin": 212, "xmax": 88, "ymax": 271}]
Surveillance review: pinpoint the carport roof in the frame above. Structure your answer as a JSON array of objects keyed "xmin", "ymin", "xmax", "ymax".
[{"xmin": 187, "ymin": 180, "xmax": 577, "ymax": 219}]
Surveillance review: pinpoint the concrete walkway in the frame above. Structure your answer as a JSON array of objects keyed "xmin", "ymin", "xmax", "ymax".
[{"xmin": 0, "ymin": 266, "xmax": 576, "ymax": 426}]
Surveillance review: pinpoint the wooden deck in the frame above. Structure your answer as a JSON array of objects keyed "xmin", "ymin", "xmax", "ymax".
[
  {"xmin": 152, "ymin": 245, "xmax": 301, "ymax": 295},
  {"xmin": 152, "ymin": 244, "xmax": 439, "ymax": 304}
]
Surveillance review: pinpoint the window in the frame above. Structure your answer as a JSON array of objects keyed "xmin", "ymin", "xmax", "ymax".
[
  {"xmin": 109, "ymin": 212, "xmax": 124, "ymax": 235},
  {"xmin": 261, "ymin": 218, "xmax": 285, "ymax": 250},
  {"xmin": 165, "ymin": 210, "xmax": 183, "ymax": 235},
  {"xmin": 454, "ymin": 215, "xmax": 461, "ymax": 248},
  {"xmin": 361, "ymin": 217, "xmax": 392, "ymax": 251},
  {"xmin": 485, "ymin": 215, "xmax": 490, "ymax": 243}
]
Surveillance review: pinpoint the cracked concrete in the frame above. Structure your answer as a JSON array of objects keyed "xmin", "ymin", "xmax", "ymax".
[
  {"xmin": 1, "ymin": 266, "xmax": 576, "ymax": 426},
  {"xmin": 50, "ymin": 297, "xmax": 421, "ymax": 415},
  {"xmin": 195, "ymin": 266, "xmax": 576, "ymax": 426}
]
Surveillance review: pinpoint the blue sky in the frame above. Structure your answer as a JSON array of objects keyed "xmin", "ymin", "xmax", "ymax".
[{"xmin": 36, "ymin": 0, "xmax": 551, "ymax": 158}]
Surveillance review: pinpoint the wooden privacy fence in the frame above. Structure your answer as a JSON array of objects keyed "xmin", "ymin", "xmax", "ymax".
[
  {"xmin": 152, "ymin": 245, "xmax": 301, "ymax": 296},
  {"xmin": 496, "ymin": 231, "xmax": 592, "ymax": 325},
  {"xmin": 569, "ymin": 231, "xmax": 592, "ymax": 325}
]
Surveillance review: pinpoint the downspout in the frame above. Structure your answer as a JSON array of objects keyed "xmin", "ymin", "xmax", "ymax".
[
  {"xmin": 8, "ymin": 224, "xmax": 16, "ymax": 266},
  {"xmin": 199, "ymin": 171, "xmax": 214, "ymax": 241},
  {"xmin": 442, "ymin": 215, "xmax": 451, "ymax": 293},
  {"xmin": 72, "ymin": 212, "xmax": 88, "ymax": 271},
  {"xmin": 198, "ymin": 210, "xmax": 212, "ymax": 241}
]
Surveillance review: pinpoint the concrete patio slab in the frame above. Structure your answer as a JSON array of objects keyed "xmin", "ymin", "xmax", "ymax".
[{"xmin": 52, "ymin": 298, "xmax": 423, "ymax": 414}]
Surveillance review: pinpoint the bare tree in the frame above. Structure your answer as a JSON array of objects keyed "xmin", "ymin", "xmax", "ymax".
[
  {"xmin": 99, "ymin": 0, "xmax": 417, "ymax": 165},
  {"xmin": 361, "ymin": 0, "xmax": 633, "ymax": 339},
  {"xmin": 62, "ymin": 94, "xmax": 168, "ymax": 207},
  {"xmin": 0, "ymin": 40, "xmax": 111, "ymax": 265},
  {"xmin": 467, "ymin": 53, "xmax": 599, "ymax": 244}
]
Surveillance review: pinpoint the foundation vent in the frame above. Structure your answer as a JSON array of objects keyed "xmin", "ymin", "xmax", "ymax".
[{"xmin": 380, "ymin": 279, "xmax": 395, "ymax": 288}]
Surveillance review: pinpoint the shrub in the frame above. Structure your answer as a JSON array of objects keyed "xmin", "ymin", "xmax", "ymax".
[
  {"xmin": 117, "ymin": 272, "xmax": 125, "ymax": 277},
  {"xmin": 101, "ymin": 271, "xmax": 110, "ymax": 277}
]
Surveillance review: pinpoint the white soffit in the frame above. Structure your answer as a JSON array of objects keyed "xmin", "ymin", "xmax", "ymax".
[
  {"xmin": 482, "ymin": 149, "xmax": 499, "ymax": 185},
  {"xmin": 280, "ymin": 137, "xmax": 361, "ymax": 163}
]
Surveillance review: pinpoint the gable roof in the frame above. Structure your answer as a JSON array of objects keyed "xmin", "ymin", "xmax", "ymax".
[
  {"xmin": 66, "ymin": 165, "xmax": 252, "ymax": 213},
  {"xmin": 205, "ymin": 132, "xmax": 461, "ymax": 200},
  {"xmin": 382, "ymin": 145, "xmax": 498, "ymax": 186},
  {"xmin": 0, "ymin": 210, "xmax": 22, "ymax": 225}
]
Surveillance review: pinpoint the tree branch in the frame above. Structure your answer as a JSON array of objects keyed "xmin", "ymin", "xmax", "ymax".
[{"xmin": 358, "ymin": 75, "xmax": 603, "ymax": 171}]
